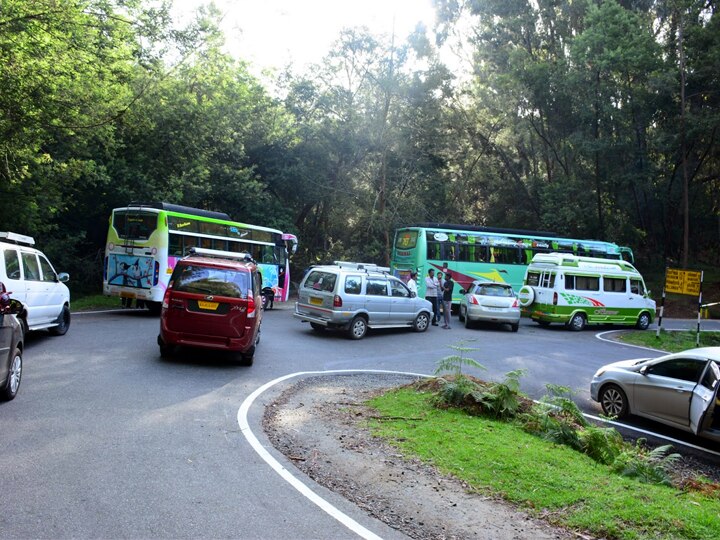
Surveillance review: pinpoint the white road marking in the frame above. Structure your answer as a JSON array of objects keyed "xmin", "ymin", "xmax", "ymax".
[
  {"xmin": 595, "ymin": 329, "xmax": 667, "ymax": 353},
  {"xmin": 237, "ymin": 369, "xmax": 428, "ymax": 540}
]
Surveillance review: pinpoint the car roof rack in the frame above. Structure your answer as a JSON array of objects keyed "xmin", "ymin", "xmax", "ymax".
[
  {"xmin": 0, "ymin": 231, "xmax": 35, "ymax": 247},
  {"xmin": 188, "ymin": 247, "xmax": 255, "ymax": 263},
  {"xmin": 334, "ymin": 261, "xmax": 390, "ymax": 273}
]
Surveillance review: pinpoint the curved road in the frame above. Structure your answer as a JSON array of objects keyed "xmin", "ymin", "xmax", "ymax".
[{"xmin": 1, "ymin": 306, "xmax": 718, "ymax": 538}]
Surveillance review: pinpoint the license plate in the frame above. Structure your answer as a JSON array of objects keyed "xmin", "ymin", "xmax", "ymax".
[
  {"xmin": 309, "ymin": 297, "xmax": 323, "ymax": 306},
  {"xmin": 198, "ymin": 300, "xmax": 219, "ymax": 310}
]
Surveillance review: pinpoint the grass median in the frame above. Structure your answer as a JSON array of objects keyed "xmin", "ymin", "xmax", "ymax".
[
  {"xmin": 366, "ymin": 386, "xmax": 720, "ymax": 540},
  {"xmin": 618, "ymin": 328, "xmax": 720, "ymax": 352}
]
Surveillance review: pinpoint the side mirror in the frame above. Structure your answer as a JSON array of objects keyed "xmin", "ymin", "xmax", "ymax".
[
  {"xmin": 459, "ymin": 289, "xmax": 466, "ymax": 294},
  {"xmin": 58, "ymin": 272, "xmax": 70, "ymax": 283},
  {"xmin": 639, "ymin": 366, "xmax": 648, "ymax": 376},
  {"xmin": 410, "ymin": 292, "xmax": 416, "ymax": 298},
  {"xmin": 8, "ymin": 298, "xmax": 23, "ymax": 315}
]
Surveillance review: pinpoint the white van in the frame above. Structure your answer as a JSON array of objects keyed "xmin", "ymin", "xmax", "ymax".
[
  {"xmin": 0, "ymin": 232, "xmax": 71, "ymax": 335},
  {"xmin": 518, "ymin": 253, "xmax": 655, "ymax": 331}
]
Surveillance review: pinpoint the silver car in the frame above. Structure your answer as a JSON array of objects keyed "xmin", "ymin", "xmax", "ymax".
[
  {"xmin": 294, "ymin": 262, "xmax": 433, "ymax": 339},
  {"xmin": 458, "ymin": 280, "xmax": 520, "ymax": 332},
  {"xmin": 590, "ymin": 347, "xmax": 720, "ymax": 442}
]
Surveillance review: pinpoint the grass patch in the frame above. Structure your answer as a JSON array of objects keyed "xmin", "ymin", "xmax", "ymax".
[
  {"xmin": 618, "ymin": 329, "xmax": 720, "ymax": 352},
  {"xmin": 367, "ymin": 388, "xmax": 720, "ymax": 539},
  {"xmin": 71, "ymin": 294, "xmax": 121, "ymax": 312}
]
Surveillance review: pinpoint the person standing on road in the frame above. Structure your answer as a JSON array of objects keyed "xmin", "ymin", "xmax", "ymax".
[
  {"xmin": 442, "ymin": 272, "xmax": 454, "ymax": 329},
  {"xmin": 436, "ymin": 271, "xmax": 444, "ymax": 323},
  {"xmin": 407, "ymin": 272, "xmax": 418, "ymax": 296},
  {"xmin": 424, "ymin": 269, "xmax": 439, "ymax": 326}
]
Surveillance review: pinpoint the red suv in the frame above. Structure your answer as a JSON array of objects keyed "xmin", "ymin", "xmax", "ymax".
[{"xmin": 158, "ymin": 249, "xmax": 263, "ymax": 365}]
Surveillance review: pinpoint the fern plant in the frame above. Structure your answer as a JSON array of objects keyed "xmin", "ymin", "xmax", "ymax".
[
  {"xmin": 471, "ymin": 369, "xmax": 527, "ymax": 420},
  {"xmin": 611, "ymin": 442, "xmax": 681, "ymax": 485},
  {"xmin": 433, "ymin": 340, "xmax": 485, "ymax": 406}
]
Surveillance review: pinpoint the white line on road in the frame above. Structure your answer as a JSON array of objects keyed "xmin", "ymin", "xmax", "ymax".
[{"xmin": 237, "ymin": 369, "xmax": 428, "ymax": 540}]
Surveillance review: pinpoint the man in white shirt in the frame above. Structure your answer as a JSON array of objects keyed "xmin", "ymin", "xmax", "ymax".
[
  {"xmin": 424, "ymin": 269, "xmax": 439, "ymax": 326},
  {"xmin": 407, "ymin": 272, "xmax": 418, "ymax": 296}
]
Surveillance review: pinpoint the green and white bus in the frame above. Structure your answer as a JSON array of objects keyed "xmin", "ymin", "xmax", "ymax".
[
  {"xmin": 390, "ymin": 223, "xmax": 633, "ymax": 305},
  {"xmin": 103, "ymin": 202, "xmax": 298, "ymax": 313}
]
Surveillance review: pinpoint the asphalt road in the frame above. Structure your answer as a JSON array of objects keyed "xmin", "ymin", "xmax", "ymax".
[{"xmin": 1, "ymin": 306, "xmax": 718, "ymax": 539}]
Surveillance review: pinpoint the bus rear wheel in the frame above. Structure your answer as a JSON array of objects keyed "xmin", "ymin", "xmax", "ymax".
[{"xmin": 567, "ymin": 313, "xmax": 586, "ymax": 331}]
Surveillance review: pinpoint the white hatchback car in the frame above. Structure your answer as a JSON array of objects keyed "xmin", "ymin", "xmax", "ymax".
[
  {"xmin": 458, "ymin": 280, "xmax": 521, "ymax": 332},
  {"xmin": 0, "ymin": 232, "xmax": 71, "ymax": 335}
]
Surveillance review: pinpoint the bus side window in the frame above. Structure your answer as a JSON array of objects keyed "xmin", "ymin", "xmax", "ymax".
[
  {"xmin": 565, "ymin": 275, "xmax": 575, "ymax": 290},
  {"xmin": 169, "ymin": 234, "xmax": 183, "ymax": 256},
  {"xmin": 630, "ymin": 279, "xmax": 644, "ymax": 295}
]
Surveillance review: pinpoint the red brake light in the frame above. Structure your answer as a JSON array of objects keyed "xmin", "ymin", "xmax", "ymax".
[
  {"xmin": 162, "ymin": 288, "xmax": 171, "ymax": 309},
  {"xmin": 247, "ymin": 290, "xmax": 256, "ymax": 318},
  {"xmin": 469, "ymin": 296, "xmax": 479, "ymax": 305},
  {"xmin": 512, "ymin": 298, "xmax": 518, "ymax": 308},
  {"xmin": 333, "ymin": 295, "xmax": 342, "ymax": 307}
]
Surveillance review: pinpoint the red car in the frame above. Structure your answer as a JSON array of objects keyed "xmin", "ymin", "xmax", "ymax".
[{"xmin": 158, "ymin": 249, "xmax": 263, "ymax": 365}]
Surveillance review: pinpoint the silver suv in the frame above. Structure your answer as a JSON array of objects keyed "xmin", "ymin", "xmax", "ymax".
[{"xmin": 294, "ymin": 262, "xmax": 433, "ymax": 339}]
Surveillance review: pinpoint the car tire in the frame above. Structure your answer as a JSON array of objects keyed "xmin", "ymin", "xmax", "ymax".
[
  {"xmin": 458, "ymin": 307, "xmax": 465, "ymax": 322},
  {"xmin": 567, "ymin": 312, "xmax": 586, "ymax": 331},
  {"xmin": 347, "ymin": 316, "xmax": 368, "ymax": 340},
  {"xmin": 0, "ymin": 347, "xmax": 22, "ymax": 401},
  {"xmin": 147, "ymin": 302, "xmax": 162, "ymax": 316},
  {"xmin": 413, "ymin": 312, "xmax": 430, "ymax": 332},
  {"xmin": 49, "ymin": 306, "xmax": 71, "ymax": 336},
  {"xmin": 510, "ymin": 323, "xmax": 519, "ymax": 332},
  {"xmin": 464, "ymin": 311, "xmax": 473, "ymax": 329},
  {"xmin": 19, "ymin": 316, "xmax": 29, "ymax": 337},
  {"xmin": 310, "ymin": 323, "xmax": 325, "ymax": 332},
  {"xmin": 599, "ymin": 384, "xmax": 628, "ymax": 418},
  {"xmin": 239, "ymin": 346, "xmax": 255, "ymax": 366},
  {"xmin": 636, "ymin": 312, "xmax": 651, "ymax": 330}
]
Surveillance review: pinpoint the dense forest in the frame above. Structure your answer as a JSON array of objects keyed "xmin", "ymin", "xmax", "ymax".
[{"xmin": 1, "ymin": 0, "xmax": 718, "ymax": 293}]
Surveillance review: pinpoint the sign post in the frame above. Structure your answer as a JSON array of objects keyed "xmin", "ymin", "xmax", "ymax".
[{"xmin": 657, "ymin": 267, "xmax": 704, "ymax": 345}]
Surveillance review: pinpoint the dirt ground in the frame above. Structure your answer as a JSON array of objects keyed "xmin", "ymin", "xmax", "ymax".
[{"xmin": 263, "ymin": 374, "xmax": 578, "ymax": 540}]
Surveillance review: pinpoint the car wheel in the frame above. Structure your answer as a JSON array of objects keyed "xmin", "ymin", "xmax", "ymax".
[
  {"xmin": 510, "ymin": 323, "xmax": 519, "ymax": 332},
  {"xmin": 599, "ymin": 384, "xmax": 628, "ymax": 418},
  {"xmin": 20, "ymin": 316, "xmax": 29, "ymax": 337},
  {"xmin": 49, "ymin": 306, "xmax": 71, "ymax": 336},
  {"xmin": 568, "ymin": 312, "xmax": 586, "ymax": 332},
  {"xmin": 458, "ymin": 307, "xmax": 465, "ymax": 322},
  {"xmin": 413, "ymin": 312, "xmax": 430, "ymax": 332},
  {"xmin": 157, "ymin": 336, "xmax": 174, "ymax": 358},
  {"xmin": 464, "ymin": 311, "xmax": 473, "ymax": 329},
  {"xmin": 310, "ymin": 323, "xmax": 325, "ymax": 332},
  {"xmin": 239, "ymin": 346, "xmax": 255, "ymax": 366},
  {"xmin": 0, "ymin": 348, "xmax": 22, "ymax": 401},
  {"xmin": 147, "ymin": 302, "xmax": 162, "ymax": 316},
  {"xmin": 636, "ymin": 312, "xmax": 651, "ymax": 330},
  {"xmin": 347, "ymin": 316, "xmax": 368, "ymax": 340}
]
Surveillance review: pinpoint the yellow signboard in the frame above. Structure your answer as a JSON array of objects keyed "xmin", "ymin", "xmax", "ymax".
[{"xmin": 665, "ymin": 268, "xmax": 702, "ymax": 296}]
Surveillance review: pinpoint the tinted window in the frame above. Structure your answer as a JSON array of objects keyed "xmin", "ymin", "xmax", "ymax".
[
  {"xmin": 603, "ymin": 277, "xmax": 626, "ymax": 293},
  {"xmin": 477, "ymin": 284, "xmax": 514, "ymax": 297},
  {"xmin": 114, "ymin": 211, "xmax": 158, "ymax": 240},
  {"xmin": 647, "ymin": 358, "xmax": 706, "ymax": 382},
  {"xmin": 526, "ymin": 272, "xmax": 540, "ymax": 287},
  {"xmin": 366, "ymin": 278, "xmax": 388, "ymax": 296},
  {"xmin": 38, "ymin": 255, "xmax": 57, "ymax": 282},
  {"xmin": 344, "ymin": 275, "xmax": 362, "ymax": 295},
  {"xmin": 390, "ymin": 279, "xmax": 410, "ymax": 298},
  {"xmin": 4, "ymin": 249, "xmax": 20, "ymax": 280},
  {"xmin": 566, "ymin": 275, "xmax": 599, "ymax": 291},
  {"xmin": 305, "ymin": 271, "xmax": 337, "ymax": 293},
  {"xmin": 173, "ymin": 265, "xmax": 249, "ymax": 298},
  {"xmin": 21, "ymin": 252, "xmax": 40, "ymax": 281},
  {"xmin": 700, "ymin": 362, "xmax": 719, "ymax": 390}
]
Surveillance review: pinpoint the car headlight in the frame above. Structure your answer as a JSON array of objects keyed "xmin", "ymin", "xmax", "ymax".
[{"xmin": 593, "ymin": 368, "xmax": 606, "ymax": 378}]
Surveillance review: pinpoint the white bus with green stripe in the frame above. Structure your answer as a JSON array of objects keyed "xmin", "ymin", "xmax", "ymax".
[{"xmin": 517, "ymin": 253, "xmax": 656, "ymax": 331}]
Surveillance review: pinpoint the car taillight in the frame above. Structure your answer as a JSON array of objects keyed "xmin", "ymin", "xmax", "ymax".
[
  {"xmin": 334, "ymin": 295, "xmax": 342, "ymax": 307},
  {"xmin": 553, "ymin": 292, "xmax": 558, "ymax": 306},
  {"xmin": 247, "ymin": 291, "xmax": 256, "ymax": 318},
  {"xmin": 512, "ymin": 298, "xmax": 518, "ymax": 308},
  {"xmin": 162, "ymin": 288, "xmax": 171, "ymax": 309},
  {"xmin": 469, "ymin": 296, "xmax": 479, "ymax": 305}
]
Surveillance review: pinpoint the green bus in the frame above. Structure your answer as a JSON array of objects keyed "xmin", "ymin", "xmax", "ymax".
[
  {"xmin": 103, "ymin": 202, "xmax": 298, "ymax": 313},
  {"xmin": 390, "ymin": 223, "xmax": 633, "ymax": 305}
]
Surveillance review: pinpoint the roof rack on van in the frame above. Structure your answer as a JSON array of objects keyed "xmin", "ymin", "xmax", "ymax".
[
  {"xmin": 188, "ymin": 247, "xmax": 255, "ymax": 263},
  {"xmin": 0, "ymin": 232, "xmax": 35, "ymax": 247},
  {"xmin": 334, "ymin": 261, "xmax": 390, "ymax": 273}
]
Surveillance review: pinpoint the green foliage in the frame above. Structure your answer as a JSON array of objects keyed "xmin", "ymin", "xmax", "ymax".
[
  {"xmin": 433, "ymin": 340, "xmax": 484, "ymax": 406},
  {"xmin": 611, "ymin": 443, "xmax": 681, "ymax": 486},
  {"xmin": 368, "ymin": 388, "xmax": 720, "ymax": 539},
  {"xmin": 470, "ymin": 369, "xmax": 526, "ymax": 420}
]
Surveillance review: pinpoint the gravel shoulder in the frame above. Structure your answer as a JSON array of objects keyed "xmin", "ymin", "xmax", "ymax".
[{"xmin": 262, "ymin": 373, "xmax": 577, "ymax": 540}]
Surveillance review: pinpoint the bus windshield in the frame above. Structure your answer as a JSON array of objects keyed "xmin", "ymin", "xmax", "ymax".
[{"xmin": 113, "ymin": 211, "xmax": 158, "ymax": 241}]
